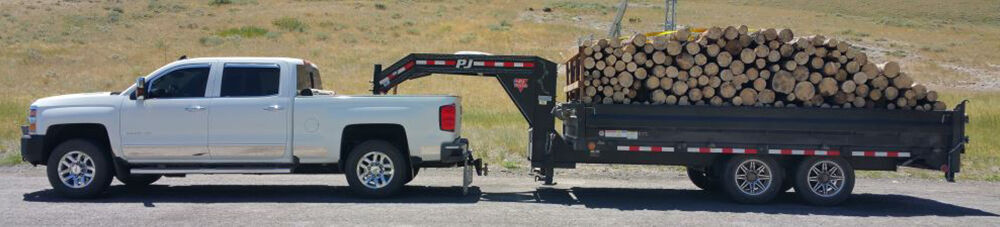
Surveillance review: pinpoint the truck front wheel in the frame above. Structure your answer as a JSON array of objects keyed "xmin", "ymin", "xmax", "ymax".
[
  {"xmin": 793, "ymin": 157, "xmax": 854, "ymax": 206},
  {"xmin": 46, "ymin": 139, "xmax": 114, "ymax": 198},
  {"xmin": 345, "ymin": 140, "xmax": 409, "ymax": 197},
  {"xmin": 721, "ymin": 155, "xmax": 785, "ymax": 204}
]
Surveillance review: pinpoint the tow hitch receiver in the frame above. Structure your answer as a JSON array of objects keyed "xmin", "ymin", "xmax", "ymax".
[{"xmin": 462, "ymin": 150, "xmax": 487, "ymax": 195}]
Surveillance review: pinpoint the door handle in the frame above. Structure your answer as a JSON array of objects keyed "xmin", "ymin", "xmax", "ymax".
[
  {"xmin": 184, "ymin": 105, "xmax": 206, "ymax": 112},
  {"xmin": 264, "ymin": 105, "xmax": 284, "ymax": 111}
]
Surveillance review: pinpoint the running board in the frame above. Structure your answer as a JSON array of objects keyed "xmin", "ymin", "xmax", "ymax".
[{"xmin": 130, "ymin": 168, "xmax": 292, "ymax": 174}]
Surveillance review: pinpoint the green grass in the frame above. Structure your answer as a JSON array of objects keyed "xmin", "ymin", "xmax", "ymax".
[
  {"xmin": 272, "ymin": 17, "xmax": 307, "ymax": 32},
  {"xmin": 217, "ymin": 26, "xmax": 269, "ymax": 38}
]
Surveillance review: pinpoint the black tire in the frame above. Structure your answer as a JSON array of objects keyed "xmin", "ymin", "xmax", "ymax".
[
  {"xmin": 780, "ymin": 171, "xmax": 795, "ymax": 192},
  {"xmin": 793, "ymin": 157, "xmax": 855, "ymax": 206},
  {"xmin": 344, "ymin": 140, "xmax": 409, "ymax": 198},
  {"xmin": 686, "ymin": 167, "xmax": 719, "ymax": 191},
  {"xmin": 46, "ymin": 139, "xmax": 114, "ymax": 199},
  {"xmin": 404, "ymin": 167, "xmax": 420, "ymax": 184},
  {"xmin": 118, "ymin": 174, "xmax": 162, "ymax": 187},
  {"xmin": 721, "ymin": 155, "xmax": 785, "ymax": 204}
]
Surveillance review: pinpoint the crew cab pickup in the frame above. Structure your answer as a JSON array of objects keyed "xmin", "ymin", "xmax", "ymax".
[{"xmin": 20, "ymin": 57, "xmax": 473, "ymax": 198}]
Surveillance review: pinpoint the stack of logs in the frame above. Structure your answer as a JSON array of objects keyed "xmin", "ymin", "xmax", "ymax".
[{"xmin": 575, "ymin": 25, "xmax": 947, "ymax": 111}]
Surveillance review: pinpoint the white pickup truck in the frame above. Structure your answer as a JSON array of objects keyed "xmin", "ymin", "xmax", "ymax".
[{"xmin": 20, "ymin": 57, "xmax": 475, "ymax": 198}]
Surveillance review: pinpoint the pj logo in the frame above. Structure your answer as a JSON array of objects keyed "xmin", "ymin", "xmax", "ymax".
[
  {"xmin": 456, "ymin": 59, "xmax": 475, "ymax": 69},
  {"xmin": 514, "ymin": 78, "xmax": 528, "ymax": 92}
]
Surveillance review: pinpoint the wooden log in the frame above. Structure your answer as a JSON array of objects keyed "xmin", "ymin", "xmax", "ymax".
[
  {"xmin": 694, "ymin": 54, "xmax": 708, "ymax": 66},
  {"xmin": 794, "ymin": 81, "xmax": 815, "ymax": 101},
  {"xmin": 706, "ymin": 44, "xmax": 721, "ymax": 57},
  {"xmin": 704, "ymin": 63, "xmax": 720, "ymax": 76},
  {"xmin": 818, "ymin": 77, "xmax": 838, "ymax": 96},
  {"xmin": 757, "ymin": 89, "xmax": 776, "ymax": 104},
  {"xmin": 933, "ymin": 101, "xmax": 946, "ymax": 110},
  {"xmin": 753, "ymin": 78, "xmax": 767, "ymax": 91},
  {"xmin": 855, "ymin": 52, "xmax": 869, "ymax": 66},
  {"xmin": 665, "ymin": 94, "xmax": 678, "ymax": 105},
  {"xmin": 779, "ymin": 44, "xmax": 794, "ymax": 58},
  {"xmin": 778, "ymin": 28, "xmax": 794, "ymax": 43},
  {"xmin": 730, "ymin": 60, "xmax": 745, "ymax": 75},
  {"xmin": 880, "ymin": 61, "xmax": 901, "ymax": 78},
  {"xmin": 621, "ymin": 51, "xmax": 634, "ymax": 62},
  {"xmin": 893, "ymin": 73, "xmax": 913, "ymax": 88},
  {"xmin": 754, "ymin": 46, "xmax": 769, "ymax": 58},
  {"xmin": 740, "ymin": 49, "xmax": 756, "ymax": 64},
  {"xmin": 709, "ymin": 75, "xmax": 722, "ymax": 88},
  {"xmin": 688, "ymin": 87, "xmax": 703, "ymax": 102},
  {"xmin": 583, "ymin": 57, "xmax": 597, "ymax": 69},
  {"xmin": 717, "ymin": 52, "xmax": 733, "ymax": 67},
  {"xmin": 630, "ymin": 34, "xmax": 647, "ymax": 47},
  {"xmin": 672, "ymin": 80, "xmax": 689, "ymax": 96},
  {"xmin": 659, "ymin": 77, "xmax": 674, "ymax": 91},
  {"xmin": 746, "ymin": 68, "xmax": 759, "ymax": 80},
  {"xmin": 809, "ymin": 72, "xmax": 822, "ymax": 84},
  {"xmin": 855, "ymin": 84, "xmax": 870, "ymax": 98},
  {"xmin": 685, "ymin": 42, "xmax": 701, "ymax": 55},
  {"xmin": 652, "ymin": 51, "xmax": 668, "ymax": 64},
  {"xmin": 835, "ymin": 69, "xmax": 848, "ymax": 82},
  {"xmin": 634, "ymin": 52, "xmax": 648, "ymax": 65},
  {"xmin": 759, "ymin": 70, "xmax": 771, "ymax": 80},
  {"xmin": 734, "ymin": 74, "xmax": 750, "ymax": 86},
  {"xmin": 651, "ymin": 89, "xmax": 667, "ymax": 103},
  {"xmin": 605, "ymin": 54, "xmax": 618, "ymax": 66},
  {"xmin": 703, "ymin": 86, "xmax": 716, "ymax": 99},
  {"xmin": 626, "ymin": 62, "xmax": 638, "ymax": 72},
  {"xmin": 724, "ymin": 26, "xmax": 739, "ymax": 40},
  {"xmin": 635, "ymin": 67, "xmax": 648, "ymax": 80},
  {"xmin": 676, "ymin": 53, "xmax": 695, "ymax": 70},
  {"xmin": 793, "ymin": 67, "xmax": 809, "ymax": 81},
  {"xmin": 690, "ymin": 66, "xmax": 704, "ymax": 78},
  {"xmin": 926, "ymin": 90, "xmax": 938, "ymax": 102},
  {"xmin": 823, "ymin": 62, "xmax": 838, "ymax": 76},
  {"xmin": 645, "ymin": 76, "xmax": 660, "ymax": 89},
  {"xmin": 841, "ymin": 80, "xmax": 857, "ymax": 94},
  {"xmin": 643, "ymin": 43, "xmax": 655, "ymax": 54},
  {"xmin": 740, "ymin": 88, "xmax": 758, "ymax": 106},
  {"xmin": 720, "ymin": 69, "xmax": 734, "ymax": 82},
  {"xmin": 771, "ymin": 70, "xmax": 796, "ymax": 94},
  {"xmin": 720, "ymin": 82, "xmax": 737, "ymax": 98},
  {"xmin": 697, "ymin": 75, "xmax": 709, "ymax": 86},
  {"xmin": 666, "ymin": 40, "xmax": 683, "ymax": 56},
  {"xmin": 618, "ymin": 72, "xmax": 634, "ymax": 88},
  {"xmin": 852, "ymin": 72, "xmax": 869, "ymax": 84},
  {"xmin": 706, "ymin": 26, "xmax": 724, "ymax": 40},
  {"xmin": 869, "ymin": 89, "xmax": 882, "ymax": 101},
  {"xmin": 585, "ymin": 86, "xmax": 597, "ymax": 97},
  {"xmin": 666, "ymin": 66, "xmax": 680, "ymax": 78},
  {"xmin": 885, "ymin": 86, "xmax": 899, "ymax": 100},
  {"xmin": 614, "ymin": 61, "xmax": 626, "ymax": 71},
  {"xmin": 767, "ymin": 50, "xmax": 781, "ymax": 63}
]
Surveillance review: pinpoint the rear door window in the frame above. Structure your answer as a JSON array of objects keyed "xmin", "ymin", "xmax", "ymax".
[{"xmin": 220, "ymin": 64, "xmax": 281, "ymax": 97}]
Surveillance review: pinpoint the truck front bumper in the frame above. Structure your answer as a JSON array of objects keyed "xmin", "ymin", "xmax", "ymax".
[
  {"xmin": 20, "ymin": 126, "xmax": 45, "ymax": 165},
  {"xmin": 440, "ymin": 138, "xmax": 469, "ymax": 164}
]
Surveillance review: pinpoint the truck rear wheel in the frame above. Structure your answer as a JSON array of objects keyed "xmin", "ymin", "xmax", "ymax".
[
  {"xmin": 686, "ymin": 167, "xmax": 719, "ymax": 191},
  {"xmin": 345, "ymin": 140, "xmax": 409, "ymax": 198},
  {"xmin": 721, "ymin": 155, "xmax": 784, "ymax": 204},
  {"xmin": 793, "ymin": 157, "xmax": 854, "ymax": 206},
  {"xmin": 46, "ymin": 139, "xmax": 114, "ymax": 199},
  {"xmin": 118, "ymin": 174, "xmax": 162, "ymax": 187}
]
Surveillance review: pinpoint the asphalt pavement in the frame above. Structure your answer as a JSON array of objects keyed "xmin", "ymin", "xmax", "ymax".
[{"xmin": 2, "ymin": 165, "xmax": 998, "ymax": 226}]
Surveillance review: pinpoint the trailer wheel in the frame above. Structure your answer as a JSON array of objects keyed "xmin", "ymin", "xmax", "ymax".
[
  {"xmin": 793, "ymin": 157, "xmax": 854, "ymax": 206},
  {"xmin": 686, "ymin": 167, "xmax": 719, "ymax": 191},
  {"xmin": 345, "ymin": 140, "xmax": 409, "ymax": 198},
  {"xmin": 721, "ymin": 155, "xmax": 784, "ymax": 204}
]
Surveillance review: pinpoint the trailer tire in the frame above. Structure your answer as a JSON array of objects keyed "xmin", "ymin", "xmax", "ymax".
[
  {"xmin": 721, "ymin": 155, "xmax": 784, "ymax": 204},
  {"xmin": 793, "ymin": 157, "xmax": 854, "ymax": 206},
  {"xmin": 345, "ymin": 140, "xmax": 409, "ymax": 198},
  {"xmin": 46, "ymin": 139, "xmax": 114, "ymax": 199},
  {"xmin": 686, "ymin": 167, "xmax": 719, "ymax": 191}
]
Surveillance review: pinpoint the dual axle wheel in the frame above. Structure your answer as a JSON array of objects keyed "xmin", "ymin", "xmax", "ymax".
[{"xmin": 687, "ymin": 156, "xmax": 854, "ymax": 205}]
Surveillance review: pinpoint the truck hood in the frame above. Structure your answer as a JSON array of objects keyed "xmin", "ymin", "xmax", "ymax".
[{"xmin": 32, "ymin": 92, "xmax": 121, "ymax": 108}]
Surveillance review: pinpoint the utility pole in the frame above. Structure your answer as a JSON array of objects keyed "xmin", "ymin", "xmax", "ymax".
[{"xmin": 664, "ymin": 0, "xmax": 677, "ymax": 31}]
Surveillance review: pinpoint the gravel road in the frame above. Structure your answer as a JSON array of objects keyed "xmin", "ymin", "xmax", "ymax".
[{"xmin": 2, "ymin": 165, "xmax": 998, "ymax": 226}]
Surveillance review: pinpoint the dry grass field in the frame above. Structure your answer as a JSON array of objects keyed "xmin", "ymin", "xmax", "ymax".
[{"xmin": 0, "ymin": 0, "xmax": 997, "ymax": 180}]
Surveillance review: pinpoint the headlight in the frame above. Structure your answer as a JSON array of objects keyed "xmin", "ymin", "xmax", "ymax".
[{"xmin": 28, "ymin": 105, "xmax": 37, "ymax": 134}]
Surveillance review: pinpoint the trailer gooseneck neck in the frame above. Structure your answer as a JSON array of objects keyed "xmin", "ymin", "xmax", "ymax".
[{"xmin": 372, "ymin": 53, "xmax": 568, "ymax": 183}]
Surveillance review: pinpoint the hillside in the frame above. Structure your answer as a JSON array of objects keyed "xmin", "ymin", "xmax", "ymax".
[{"xmin": 1, "ymin": 0, "xmax": 997, "ymax": 180}]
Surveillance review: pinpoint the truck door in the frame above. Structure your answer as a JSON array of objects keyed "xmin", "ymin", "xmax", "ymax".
[
  {"xmin": 207, "ymin": 63, "xmax": 290, "ymax": 161},
  {"xmin": 121, "ymin": 64, "xmax": 212, "ymax": 161}
]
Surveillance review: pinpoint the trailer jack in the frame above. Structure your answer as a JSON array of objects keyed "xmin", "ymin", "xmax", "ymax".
[{"xmin": 462, "ymin": 150, "xmax": 486, "ymax": 195}]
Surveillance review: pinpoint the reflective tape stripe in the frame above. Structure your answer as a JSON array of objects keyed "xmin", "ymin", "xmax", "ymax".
[
  {"xmin": 687, "ymin": 147, "xmax": 757, "ymax": 154},
  {"xmin": 767, "ymin": 149, "xmax": 841, "ymax": 156},
  {"xmin": 851, "ymin": 151, "xmax": 910, "ymax": 158},
  {"xmin": 616, "ymin": 146, "xmax": 674, "ymax": 152}
]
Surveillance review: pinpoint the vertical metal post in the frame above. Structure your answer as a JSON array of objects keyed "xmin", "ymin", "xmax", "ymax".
[{"xmin": 664, "ymin": 0, "xmax": 677, "ymax": 31}]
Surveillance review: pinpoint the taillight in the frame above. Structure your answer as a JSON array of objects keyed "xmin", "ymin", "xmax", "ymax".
[
  {"xmin": 439, "ymin": 104, "xmax": 456, "ymax": 132},
  {"xmin": 28, "ymin": 106, "xmax": 37, "ymax": 133}
]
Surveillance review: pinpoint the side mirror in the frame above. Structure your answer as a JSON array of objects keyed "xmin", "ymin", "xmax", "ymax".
[{"xmin": 135, "ymin": 77, "xmax": 146, "ymax": 100}]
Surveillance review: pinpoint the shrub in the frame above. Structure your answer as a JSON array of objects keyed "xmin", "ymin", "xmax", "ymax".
[
  {"xmin": 272, "ymin": 17, "xmax": 307, "ymax": 32},
  {"xmin": 199, "ymin": 35, "xmax": 224, "ymax": 46},
  {"xmin": 218, "ymin": 26, "xmax": 269, "ymax": 38},
  {"xmin": 209, "ymin": 0, "xmax": 233, "ymax": 6}
]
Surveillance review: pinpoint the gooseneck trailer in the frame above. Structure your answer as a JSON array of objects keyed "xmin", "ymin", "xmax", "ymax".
[{"xmin": 372, "ymin": 53, "xmax": 968, "ymax": 205}]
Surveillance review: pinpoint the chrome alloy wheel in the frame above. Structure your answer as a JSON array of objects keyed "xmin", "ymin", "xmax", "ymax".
[
  {"xmin": 356, "ymin": 151, "xmax": 395, "ymax": 189},
  {"xmin": 734, "ymin": 159, "xmax": 772, "ymax": 196},
  {"xmin": 57, "ymin": 151, "xmax": 96, "ymax": 189},
  {"xmin": 807, "ymin": 160, "xmax": 845, "ymax": 197}
]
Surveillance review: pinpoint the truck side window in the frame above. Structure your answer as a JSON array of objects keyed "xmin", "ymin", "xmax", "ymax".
[
  {"xmin": 147, "ymin": 66, "xmax": 210, "ymax": 99},
  {"xmin": 220, "ymin": 64, "xmax": 280, "ymax": 97}
]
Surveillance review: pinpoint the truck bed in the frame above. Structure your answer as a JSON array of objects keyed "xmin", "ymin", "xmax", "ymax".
[{"xmin": 555, "ymin": 102, "xmax": 967, "ymax": 177}]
